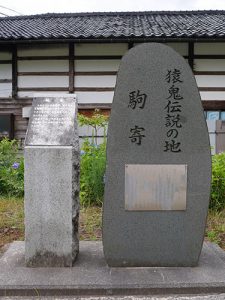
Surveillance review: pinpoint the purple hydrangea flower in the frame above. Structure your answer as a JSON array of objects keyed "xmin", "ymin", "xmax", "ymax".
[{"xmin": 12, "ymin": 162, "xmax": 20, "ymax": 169}]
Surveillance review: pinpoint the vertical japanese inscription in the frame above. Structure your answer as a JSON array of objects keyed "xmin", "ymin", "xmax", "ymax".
[
  {"xmin": 164, "ymin": 69, "xmax": 183, "ymax": 152},
  {"xmin": 128, "ymin": 90, "xmax": 147, "ymax": 145}
]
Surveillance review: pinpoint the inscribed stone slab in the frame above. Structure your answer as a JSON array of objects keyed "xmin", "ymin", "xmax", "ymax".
[
  {"xmin": 25, "ymin": 96, "xmax": 77, "ymax": 146},
  {"xmin": 103, "ymin": 43, "xmax": 211, "ymax": 267},
  {"xmin": 24, "ymin": 95, "xmax": 79, "ymax": 267}
]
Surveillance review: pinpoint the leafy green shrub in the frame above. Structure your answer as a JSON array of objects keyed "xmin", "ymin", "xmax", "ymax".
[
  {"xmin": 210, "ymin": 152, "xmax": 225, "ymax": 211},
  {"xmin": 78, "ymin": 110, "xmax": 108, "ymax": 206},
  {"xmin": 78, "ymin": 109, "xmax": 108, "ymax": 145},
  {"xmin": 0, "ymin": 138, "xmax": 24, "ymax": 197},
  {"xmin": 80, "ymin": 139, "xmax": 106, "ymax": 206}
]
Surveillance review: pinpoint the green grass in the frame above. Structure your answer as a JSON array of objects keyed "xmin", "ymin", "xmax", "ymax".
[
  {"xmin": 80, "ymin": 206, "xmax": 102, "ymax": 240},
  {"xmin": 0, "ymin": 197, "xmax": 102, "ymax": 251},
  {"xmin": 0, "ymin": 196, "xmax": 24, "ymax": 251},
  {"xmin": 206, "ymin": 209, "xmax": 225, "ymax": 249},
  {"xmin": 0, "ymin": 197, "xmax": 224, "ymax": 252}
]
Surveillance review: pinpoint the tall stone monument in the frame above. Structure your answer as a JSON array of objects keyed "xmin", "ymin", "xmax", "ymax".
[
  {"xmin": 103, "ymin": 43, "xmax": 211, "ymax": 267},
  {"xmin": 24, "ymin": 95, "xmax": 79, "ymax": 267}
]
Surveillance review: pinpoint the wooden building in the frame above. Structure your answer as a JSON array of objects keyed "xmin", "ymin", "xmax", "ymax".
[{"xmin": 0, "ymin": 10, "xmax": 225, "ymax": 151}]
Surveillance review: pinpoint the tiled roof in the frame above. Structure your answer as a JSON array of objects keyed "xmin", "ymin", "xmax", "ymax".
[{"xmin": 0, "ymin": 10, "xmax": 225, "ymax": 42}]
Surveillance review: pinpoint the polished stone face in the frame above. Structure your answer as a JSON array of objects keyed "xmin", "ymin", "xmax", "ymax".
[{"xmin": 103, "ymin": 43, "xmax": 211, "ymax": 267}]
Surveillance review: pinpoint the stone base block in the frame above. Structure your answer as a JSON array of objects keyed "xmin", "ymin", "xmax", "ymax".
[
  {"xmin": 0, "ymin": 241, "xmax": 225, "ymax": 297},
  {"xmin": 24, "ymin": 146, "xmax": 79, "ymax": 267}
]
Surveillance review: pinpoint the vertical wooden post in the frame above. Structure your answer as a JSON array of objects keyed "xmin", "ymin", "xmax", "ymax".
[
  {"xmin": 69, "ymin": 43, "xmax": 75, "ymax": 93},
  {"xmin": 12, "ymin": 45, "xmax": 18, "ymax": 98},
  {"xmin": 128, "ymin": 42, "xmax": 134, "ymax": 50},
  {"xmin": 188, "ymin": 42, "xmax": 194, "ymax": 71}
]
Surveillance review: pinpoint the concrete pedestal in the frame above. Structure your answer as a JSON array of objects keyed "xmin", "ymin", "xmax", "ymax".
[
  {"xmin": 0, "ymin": 241, "xmax": 225, "ymax": 297},
  {"xmin": 24, "ymin": 146, "xmax": 79, "ymax": 267}
]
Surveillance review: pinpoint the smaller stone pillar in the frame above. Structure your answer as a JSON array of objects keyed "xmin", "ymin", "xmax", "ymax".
[{"xmin": 24, "ymin": 95, "xmax": 79, "ymax": 267}]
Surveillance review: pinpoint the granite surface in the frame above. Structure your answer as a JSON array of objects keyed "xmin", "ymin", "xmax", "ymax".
[
  {"xmin": 0, "ymin": 241, "xmax": 225, "ymax": 297},
  {"xmin": 24, "ymin": 146, "xmax": 79, "ymax": 267},
  {"xmin": 24, "ymin": 95, "xmax": 80, "ymax": 267},
  {"xmin": 103, "ymin": 43, "xmax": 211, "ymax": 267}
]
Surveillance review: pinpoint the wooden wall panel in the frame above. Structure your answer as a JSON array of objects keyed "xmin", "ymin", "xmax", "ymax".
[
  {"xmin": 0, "ymin": 99, "xmax": 30, "ymax": 142},
  {"xmin": 1, "ymin": 41, "xmax": 225, "ymax": 143}
]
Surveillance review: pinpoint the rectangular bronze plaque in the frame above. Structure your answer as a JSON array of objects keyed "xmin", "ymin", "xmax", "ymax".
[{"xmin": 125, "ymin": 164, "xmax": 187, "ymax": 211}]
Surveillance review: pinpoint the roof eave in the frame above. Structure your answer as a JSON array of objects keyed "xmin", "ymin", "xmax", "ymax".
[{"xmin": 1, "ymin": 36, "xmax": 225, "ymax": 44}]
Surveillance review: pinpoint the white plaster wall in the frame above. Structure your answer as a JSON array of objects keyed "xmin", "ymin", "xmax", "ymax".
[
  {"xmin": 75, "ymin": 60, "xmax": 120, "ymax": 72},
  {"xmin": 195, "ymin": 75, "xmax": 225, "ymax": 87},
  {"xmin": 18, "ymin": 44, "xmax": 68, "ymax": 56},
  {"xmin": 18, "ymin": 91, "xmax": 69, "ymax": 98},
  {"xmin": 78, "ymin": 125, "xmax": 107, "ymax": 137},
  {"xmin": 194, "ymin": 59, "xmax": 225, "ymax": 71},
  {"xmin": 0, "ymin": 64, "xmax": 12, "ymax": 79},
  {"xmin": 0, "ymin": 51, "xmax": 11, "ymax": 59},
  {"xmin": 75, "ymin": 43, "xmax": 128, "ymax": 56},
  {"xmin": 200, "ymin": 92, "xmax": 225, "ymax": 100},
  {"xmin": 3, "ymin": 43, "xmax": 225, "ymax": 106},
  {"xmin": 166, "ymin": 43, "xmax": 188, "ymax": 56},
  {"xmin": 18, "ymin": 60, "xmax": 69, "ymax": 72},
  {"xmin": 194, "ymin": 53, "xmax": 225, "ymax": 100},
  {"xmin": 18, "ymin": 76, "xmax": 68, "ymax": 88},
  {"xmin": 0, "ymin": 83, "xmax": 12, "ymax": 97},
  {"xmin": 76, "ymin": 91, "xmax": 114, "ymax": 103},
  {"xmin": 75, "ymin": 75, "xmax": 116, "ymax": 88},
  {"xmin": 195, "ymin": 43, "xmax": 225, "ymax": 55},
  {"xmin": 133, "ymin": 43, "xmax": 188, "ymax": 56}
]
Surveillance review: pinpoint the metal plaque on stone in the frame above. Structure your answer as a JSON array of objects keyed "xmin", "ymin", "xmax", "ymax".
[{"xmin": 125, "ymin": 164, "xmax": 187, "ymax": 211}]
